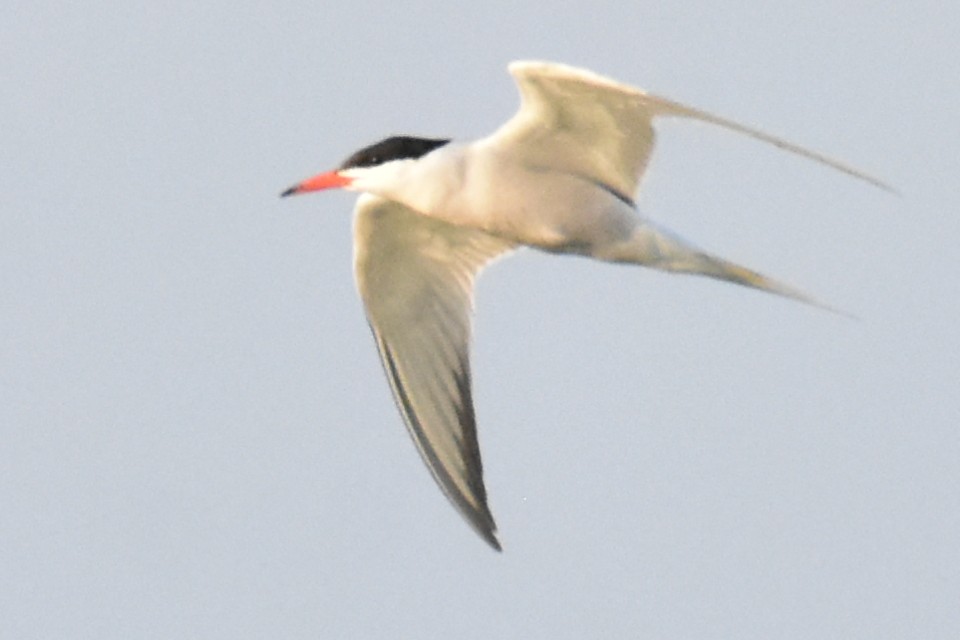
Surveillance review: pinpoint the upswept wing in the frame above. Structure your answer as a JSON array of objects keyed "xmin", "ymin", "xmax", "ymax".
[
  {"xmin": 353, "ymin": 195, "xmax": 514, "ymax": 550},
  {"xmin": 488, "ymin": 60, "xmax": 890, "ymax": 202}
]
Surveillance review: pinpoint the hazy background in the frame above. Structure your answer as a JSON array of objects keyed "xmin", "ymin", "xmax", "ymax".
[{"xmin": 2, "ymin": 2, "xmax": 957, "ymax": 638}]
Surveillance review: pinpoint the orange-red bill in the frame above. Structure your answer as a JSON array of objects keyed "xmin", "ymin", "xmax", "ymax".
[{"xmin": 280, "ymin": 171, "xmax": 353, "ymax": 197}]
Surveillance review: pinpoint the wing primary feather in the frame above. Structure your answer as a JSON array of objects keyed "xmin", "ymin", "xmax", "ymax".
[
  {"xmin": 377, "ymin": 333, "xmax": 501, "ymax": 551},
  {"xmin": 640, "ymin": 92, "xmax": 897, "ymax": 193},
  {"xmin": 499, "ymin": 61, "xmax": 894, "ymax": 197},
  {"xmin": 354, "ymin": 196, "xmax": 509, "ymax": 551}
]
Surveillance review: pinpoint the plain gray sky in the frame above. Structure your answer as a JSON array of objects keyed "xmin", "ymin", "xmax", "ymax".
[{"xmin": 2, "ymin": 1, "xmax": 957, "ymax": 638}]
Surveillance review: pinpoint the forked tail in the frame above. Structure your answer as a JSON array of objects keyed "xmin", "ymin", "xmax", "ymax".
[
  {"xmin": 674, "ymin": 251, "xmax": 842, "ymax": 313},
  {"xmin": 614, "ymin": 223, "xmax": 844, "ymax": 315}
]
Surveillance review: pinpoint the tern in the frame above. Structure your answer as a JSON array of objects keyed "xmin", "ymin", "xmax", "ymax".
[{"xmin": 281, "ymin": 61, "xmax": 888, "ymax": 551}]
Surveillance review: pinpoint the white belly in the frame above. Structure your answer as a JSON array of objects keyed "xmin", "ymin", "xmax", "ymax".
[{"xmin": 409, "ymin": 144, "xmax": 642, "ymax": 256}]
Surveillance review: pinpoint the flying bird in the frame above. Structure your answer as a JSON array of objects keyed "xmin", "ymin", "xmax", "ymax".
[{"xmin": 281, "ymin": 61, "xmax": 888, "ymax": 551}]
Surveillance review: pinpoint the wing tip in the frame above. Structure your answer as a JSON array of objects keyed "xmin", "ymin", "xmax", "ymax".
[
  {"xmin": 507, "ymin": 61, "xmax": 895, "ymax": 194},
  {"xmin": 479, "ymin": 525, "xmax": 503, "ymax": 552},
  {"xmin": 447, "ymin": 484, "xmax": 501, "ymax": 551}
]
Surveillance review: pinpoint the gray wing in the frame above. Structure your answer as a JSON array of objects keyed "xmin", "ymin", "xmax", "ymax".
[
  {"xmin": 353, "ymin": 194, "xmax": 514, "ymax": 550},
  {"xmin": 487, "ymin": 60, "xmax": 891, "ymax": 201}
]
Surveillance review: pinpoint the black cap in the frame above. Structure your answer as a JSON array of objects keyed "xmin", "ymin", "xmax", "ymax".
[{"xmin": 339, "ymin": 136, "xmax": 451, "ymax": 170}]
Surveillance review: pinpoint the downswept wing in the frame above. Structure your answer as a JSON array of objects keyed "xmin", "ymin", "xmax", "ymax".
[
  {"xmin": 487, "ymin": 60, "xmax": 890, "ymax": 202},
  {"xmin": 353, "ymin": 194, "xmax": 514, "ymax": 550}
]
